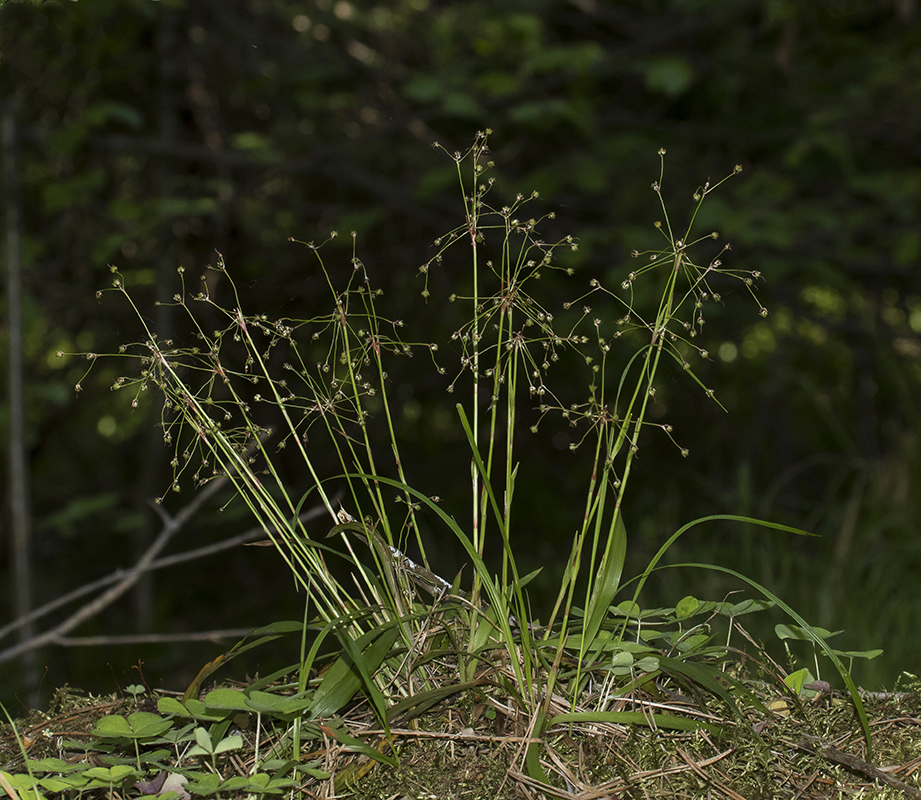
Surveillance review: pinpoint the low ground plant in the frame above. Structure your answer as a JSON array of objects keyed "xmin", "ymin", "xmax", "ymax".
[{"xmin": 2, "ymin": 133, "xmax": 903, "ymax": 799}]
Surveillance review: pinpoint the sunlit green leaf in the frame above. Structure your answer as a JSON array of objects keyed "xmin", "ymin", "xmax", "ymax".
[
  {"xmin": 675, "ymin": 595, "xmax": 700, "ymax": 619},
  {"xmin": 128, "ymin": 712, "xmax": 172, "ymax": 737},
  {"xmin": 775, "ymin": 623, "xmax": 843, "ymax": 642},
  {"xmin": 202, "ymin": 688, "xmax": 249, "ymax": 712}
]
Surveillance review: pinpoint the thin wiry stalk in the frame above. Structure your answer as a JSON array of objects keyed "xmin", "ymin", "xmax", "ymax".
[
  {"xmin": 87, "ymin": 136, "xmax": 851, "ymax": 764},
  {"xmin": 456, "ymin": 141, "xmax": 485, "ymax": 566},
  {"xmin": 109, "ymin": 268, "xmax": 365, "ymax": 631}
]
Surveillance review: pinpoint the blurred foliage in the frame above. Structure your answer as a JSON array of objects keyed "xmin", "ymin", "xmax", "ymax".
[{"xmin": 2, "ymin": 0, "xmax": 921, "ymax": 704}]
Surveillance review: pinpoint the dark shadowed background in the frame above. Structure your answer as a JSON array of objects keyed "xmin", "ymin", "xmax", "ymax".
[{"xmin": 2, "ymin": 0, "xmax": 920, "ymax": 711}]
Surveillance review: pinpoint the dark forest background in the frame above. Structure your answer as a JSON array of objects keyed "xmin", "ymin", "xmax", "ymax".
[{"xmin": 2, "ymin": 0, "xmax": 920, "ymax": 710}]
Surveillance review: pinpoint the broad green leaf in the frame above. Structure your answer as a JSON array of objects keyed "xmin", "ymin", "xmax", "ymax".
[
  {"xmin": 635, "ymin": 656, "xmax": 661, "ymax": 672},
  {"xmin": 726, "ymin": 598, "xmax": 774, "ymax": 616},
  {"xmin": 674, "ymin": 560, "xmax": 874, "ymax": 756},
  {"xmin": 244, "ymin": 691, "xmax": 312, "ymax": 716},
  {"xmin": 83, "ymin": 765, "xmax": 138, "ymax": 784},
  {"xmin": 24, "ymin": 759, "xmax": 72, "ymax": 773},
  {"xmin": 826, "ymin": 648, "xmax": 883, "ymax": 660},
  {"xmin": 91, "ymin": 712, "xmax": 172, "ymax": 741},
  {"xmin": 92, "ymin": 715, "xmax": 134, "ymax": 738},
  {"xmin": 624, "ymin": 513, "xmax": 817, "ymax": 641},
  {"xmin": 182, "ymin": 621, "xmax": 303, "ymax": 703},
  {"xmin": 217, "ymin": 773, "xmax": 294, "ymax": 795},
  {"xmin": 183, "ymin": 773, "xmax": 221, "ymax": 796},
  {"xmin": 295, "ymin": 765, "xmax": 330, "ymax": 780},
  {"xmin": 201, "ymin": 688, "xmax": 249, "ymax": 712},
  {"xmin": 183, "ymin": 698, "xmax": 207, "ymax": 717},
  {"xmin": 172, "ymin": 698, "xmax": 228, "ymax": 722},
  {"xmin": 545, "ymin": 634, "xmax": 654, "ymax": 656},
  {"xmin": 675, "ymin": 595, "xmax": 700, "ymax": 619},
  {"xmin": 2, "ymin": 772, "xmax": 46, "ymax": 800},
  {"xmin": 775, "ymin": 623, "xmax": 842, "ymax": 642},
  {"xmin": 157, "ymin": 697, "xmax": 190, "ymax": 717},
  {"xmin": 671, "ymin": 632, "xmax": 711, "ymax": 653},
  {"xmin": 127, "ymin": 712, "xmax": 173, "ymax": 738},
  {"xmin": 212, "ymin": 734, "xmax": 243, "ymax": 755},
  {"xmin": 616, "ymin": 600, "xmax": 641, "ymax": 617},
  {"xmin": 38, "ymin": 776, "xmax": 87, "ymax": 792},
  {"xmin": 193, "ymin": 727, "xmax": 213, "ymax": 753},
  {"xmin": 784, "ymin": 667, "xmax": 815, "ymax": 695},
  {"xmin": 610, "ymin": 650, "xmax": 634, "ymax": 668},
  {"xmin": 221, "ymin": 775, "xmax": 263, "ymax": 791}
]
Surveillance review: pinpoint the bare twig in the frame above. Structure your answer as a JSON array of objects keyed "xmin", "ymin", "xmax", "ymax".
[
  {"xmin": 45, "ymin": 630, "xmax": 258, "ymax": 647},
  {"xmin": 0, "ymin": 478, "xmax": 220, "ymax": 665},
  {"xmin": 796, "ymin": 733, "xmax": 921, "ymax": 799},
  {"xmin": 0, "ymin": 477, "xmax": 331, "ymax": 665},
  {"xmin": 0, "ymin": 478, "xmax": 219, "ymax": 646},
  {"xmin": 0, "ymin": 499, "xmax": 329, "ymax": 645}
]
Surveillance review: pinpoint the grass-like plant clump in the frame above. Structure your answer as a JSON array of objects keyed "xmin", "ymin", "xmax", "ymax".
[{"xmin": 3, "ymin": 133, "xmax": 908, "ymax": 800}]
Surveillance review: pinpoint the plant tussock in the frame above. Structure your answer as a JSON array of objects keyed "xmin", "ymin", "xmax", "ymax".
[{"xmin": 10, "ymin": 133, "xmax": 894, "ymax": 798}]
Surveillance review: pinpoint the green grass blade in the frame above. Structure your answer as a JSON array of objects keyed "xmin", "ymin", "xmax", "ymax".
[
  {"xmin": 343, "ymin": 471, "xmax": 528, "ymax": 682},
  {"xmin": 182, "ymin": 621, "xmax": 305, "ymax": 702},
  {"xmin": 622, "ymin": 513, "xmax": 817, "ymax": 634},
  {"xmin": 655, "ymin": 656, "xmax": 741, "ymax": 717},
  {"xmin": 548, "ymin": 710, "xmax": 720, "ymax": 735},
  {"xmin": 454, "ymin": 403, "xmax": 508, "ymax": 541},
  {"xmin": 524, "ymin": 709, "xmax": 550, "ymax": 788},
  {"xmin": 582, "ymin": 510, "xmax": 627, "ymax": 654},
  {"xmin": 385, "ymin": 680, "xmax": 488, "ymax": 724},
  {"xmin": 310, "ymin": 623, "xmax": 400, "ymax": 721},
  {"xmin": 669, "ymin": 560, "xmax": 873, "ymax": 756}
]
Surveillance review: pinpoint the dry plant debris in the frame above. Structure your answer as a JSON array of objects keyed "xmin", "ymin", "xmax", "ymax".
[{"xmin": 2, "ymin": 676, "xmax": 920, "ymax": 800}]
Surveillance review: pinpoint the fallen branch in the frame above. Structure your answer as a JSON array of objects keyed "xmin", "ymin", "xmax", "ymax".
[
  {"xmin": 797, "ymin": 733, "xmax": 921, "ymax": 799},
  {"xmin": 45, "ymin": 630, "xmax": 258, "ymax": 647},
  {"xmin": 0, "ymin": 478, "xmax": 331, "ymax": 665}
]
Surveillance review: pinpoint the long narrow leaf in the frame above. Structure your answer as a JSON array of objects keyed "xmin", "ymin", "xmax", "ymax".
[
  {"xmin": 310, "ymin": 623, "xmax": 400, "ymax": 720},
  {"xmin": 620, "ymin": 514, "xmax": 817, "ymax": 638},
  {"xmin": 344, "ymin": 471, "xmax": 528, "ymax": 687},
  {"xmin": 582, "ymin": 511, "xmax": 627, "ymax": 655},
  {"xmin": 455, "ymin": 404, "xmax": 535, "ymax": 676},
  {"xmin": 182, "ymin": 621, "xmax": 304, "ymax": 702},
  {"xmin": 548, "ymin": 710, "xmax": 720, "ymax": 734},
  {"xmin": 669, "ymin": 561, "xmax": 873, "ymax": 756},
  {"xmin": 385, "ymin": 680, "xmax": 488, "ymax": 724}
]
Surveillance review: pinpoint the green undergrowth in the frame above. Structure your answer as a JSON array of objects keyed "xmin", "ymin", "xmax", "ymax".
[
  {"xmin": 2, "ymin": 653, "xmax": 920, "ymax": 799},
  {"xmin": 16, "ymin": 132, "xmax": 896, "ymax": 797}
]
